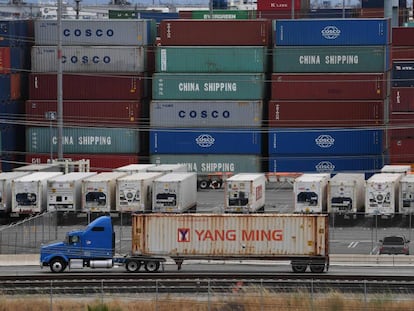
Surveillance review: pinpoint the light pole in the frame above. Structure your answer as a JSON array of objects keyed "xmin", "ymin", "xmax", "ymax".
[{"xmin": 45, "ymin": 111, "xmax": 57, "ymax": 162}]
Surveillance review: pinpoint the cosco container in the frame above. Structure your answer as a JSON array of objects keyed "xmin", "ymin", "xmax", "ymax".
[
  {"xmin": 152, "ymin": 172, "xmax": 197, "ymax": 213},
  {"xmin": 153, "ymin": 73, "xmax": 265, "ymax": 100},
  {"xmin": 391, "ymin": 87, "xmax": 414, "ymax": 112},
  {"xmin": 81, "ymin": 172, "xmax": 128, "ymax": 213},
  {"xmin": 271, "ymin": 73, "xmax": 388, "ymax": 100},
  {"xmin": 268, "ymin": 100, "xmax": 385, "ymax": 127},
  {"xmin": 0, "ymin": 74, "xmax": 23, "ymax": 100},
  {"xmin": 150, "ymin": 154, "xmax": 262, "ymax": 174},
  {"xmin": 293, "ymin": 173, "xmax": 330, "ymax": 213},
  {"xmin": 0, "ymin": 47, "xmax": 30, "ymax": 74},
  {"xmin": 392, "ymin": 61, "xmax": 414, "ymax": 87},
  {"xmin": 272, "ymin": 46, "xmax": 390, "ymax": 73},
  {"xmin": 399, "ymin": 174, "xmax": 414, "ymax": 215},
  {"xmin": 31, "ymin": 46, "xmax": 147, "ymax": 73},
  {"xmin": 113, "ymin": 164, "xmax": 156, "ymax": 174},
  {"xmin": 34, "ymin": 19, "xmax": 156, "ymax": 46},
  {"xmin": 11, "ymin": 172, "xmax": 63, "ymax": 216},
  {"xmin": 0, "ymin": 172, "xmax": 31, "ymax": 215},
  {"xmin": 150, "ymin": 129, "xmax": 261, "ymax": 154},
  {"xmin": 27, "ymin": 127, "xmax": 140, "ymax": 154},
  {"xmin": 0, "ymin": 20, "xmax": 32, "ymax": 47},
  {"xmin": 116, "ymin": 172, "xmax": 164, "ymax": 212},
  {"xmin": 274, "ymin": 18, "xmax": 390, "ymax": 46},
  {"xmin": 150, "ymin": 100, "xmax": 263, "ymax": 128},
  {"xmin": 29, "ymin": 73, "xmax": 147, "ymax": 100},
  {"xmin": 47, "ymin": 172, "xmax": 97, "ymax": 212},
  {"xmin": 25, "ymin": 100, "xmax": 142, "ymax": 127},
  {"xmin": 159, "ymin": 19, "xmax": 271, "ymax": 46},
  {"xmin": 225, "ymin": 173, "xmax": 266, "ymax": 213},
  {"xmin": 156, "ymin": 46, "xmax": 268, "ymax": 73},
  {"xmin": 268, "ymin": 128, "xmax": 384, "ymax": 155}
]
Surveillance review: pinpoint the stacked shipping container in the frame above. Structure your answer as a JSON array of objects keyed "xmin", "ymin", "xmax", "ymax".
[{"xmin": 268, "ymin": 18, "xmax": 391, "ymax": 174}]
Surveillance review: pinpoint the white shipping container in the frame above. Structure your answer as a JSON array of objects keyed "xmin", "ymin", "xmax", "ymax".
[
  {"xmin": 47, "ymin": 172, "xmax": 97, "ymax": 212},
  {"xmin": 116, "ymin": 172, "xmax": 164, "ymax": 212},
  {"xmin": 365, "ymin": 173, "xmax": 404, "ymax": 216},
  {"xmin": 399, "ymin": 174, "xmax": 414, "ymax": 215},
  {"xmin": 225, "ymin": 173, "xmax": 266, "ymax": 213},
  {"xmin": 82, "ymin": 172, "xmax": 128, "ymax": 213},
  {"xmin": 13, "ymin": 163, "xmax": 62, "ymax": 172},
  {"xmin": 0, "ymin": 172, "xmax": 32, "ymax": 214},
  {"xmin": 294, "ymin": 173, "xmax": 330, "ymax": 213},
  {"xmin": 11, "ymin": 172, "xmax": 63, "ymax": 216},
  {"xmin": 152, "ymin": 173, "xmax": 197, "ymax": 213},
  {"xmin": 381, "ymin": 165, "xmax": 411, "ymax": 174},
  {"xmin": 147, "ymin": 164, "xmax": 188, "ymax": 174},
  {"xmin": 327, "ymin": 173, "xmax": 365, "ymax": 218},
  {"xmin": 113, "ymin": 164, "xmax": 156, "ymax": 174},
  {"xmin": 31, "ymin": 46, "xmax": 147, "ymax": 73}
]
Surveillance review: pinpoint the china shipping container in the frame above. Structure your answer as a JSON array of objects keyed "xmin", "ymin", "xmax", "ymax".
[
  {"xmin": 273, "ymin": 18, "xmax": 391, "ymax": 46},
  {"xmin": 26, "ymin": 127, "xmax": 140, "ymax": 154},
  {"xmin": 391, "ymin": 87, "xmax": 414, "ymax": 112},
  {"xmin": 0, "ymin": 74, "xmax": 23, "ymax": 100},
  {"xmin": 268, "ymin": 128, "xmax": 384, "ymax": 155},
  {"xmin": 159, "ymin": 19, "xmax": 272, "ymax": 46},
  {"xmin": 131, "ymin": 213, "xmax": 329, "ymax": 273},
  {"xmin": 11, "ymin": 171, "xmax": 63, "ymax": 216},
  {"xmin": 0, "ymin": 20, "xmax": 32, "ymax": 47},
  {"xmin": 293, "ymin": 173, "xmax": 330, "ymax": 213},
  {"xmin": 47, "ymin": 172, "xmax": 97, "ymax": 212},
  {"xmin": 150, "ymin": 100, "xmax": 263, "ymax": 128},
  {"xmin": 272, "ymin": 46, "xmax": 390, "ymax": 73},
  {"xmin": 31, "ymin": 46, "xmax": 147, "ymax": 73},
  {"xmin": 267, "ymin": 100, "xmax": 385, "ymax": 127},
  {"xmin": 155, "ymin": 46, "xmax": 268, "ymax": 73},
  {"xmin": 0, "ymin": 171, "xmax": 31, "ymax": 215},
  {"xmin": 257, "ymin": 0, "xmax": 302, "ymax": 11},
  {"xmin": 392, "ymin": 61, "xmax": 414, "ymax": 87},
  {"xmin": 34, "ymin": 19, "xmax": 156, "ymax": 46},
  {"xmin": 392, "ymin": 27, "xmax": 414, "ymax": 46},
  {"xmin": 153, "ymin": 73, "xmax": 265, "ymax": 100},
  {"xmin": 271, "ymin": 73, "xmax": 388, "ymax": 100},
  {"xmin": 150, "ymin": 129, "xmax": 261, "ymax": 154},
  {"xmin": 28, "ymin": 73, "xmax": 148, "ymax": 100},
  {"xmin": 113, "ymin": 164, "xmax": 156, "ymax": 174},
  {"xmin": 399, "ymin": 174, "xmax": 414, "ymax": 215},
  {"xmin": 25, "ymin": 100, "xmax": 142, "ymax": 127},
  {"xmin": 152, "ymin": 172, "xmax": 197, "ymax": 213},
  {"xmin": 0, "ymin": 47, "xmax": 30, "ymax": 74}
]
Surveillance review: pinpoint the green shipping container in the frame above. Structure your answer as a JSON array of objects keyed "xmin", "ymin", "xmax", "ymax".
[
  {"xmin": 273, "ymin": 46, "xmax": 390, "ymax": 73},
  {"xmin": 152, "ymin": 73, "xmax": 265, "ymax": 100},
  {"xmin": 190, "ymin": 10, "xmax": 255, "ymax": 20},
  {"xmin": 27, "ymin": 127, "xmax": 140, "ymax": 154},
  {"xmin": 156, "ymin": 46, "xmax": 268, "ymax": 73}
]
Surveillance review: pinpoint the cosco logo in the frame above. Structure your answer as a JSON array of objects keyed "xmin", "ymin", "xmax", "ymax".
[
  {"xmin": 315, "ymin": 134, "xmax": 335, "ymax": 148},
  {"xmin": 315, "ymin": 161, "xmax": 335, "ymax": 172},
  {"xmin": 62, "ymin": 55, "xmax": 111, "ymax": 64},
  {"xmin": 321, "ymin": 26, "xmax": 341, "ymax": 40},
  {"xmin": 63, "ymin": 29, "xmax": 114, "ymax": 37},
  {"xmin": 178, "ymin": 110, "xmax": 230, "ymax": 119},
  {"xmin": 196, "ymin": 134, "xmax": 215, "ymax": 148}
]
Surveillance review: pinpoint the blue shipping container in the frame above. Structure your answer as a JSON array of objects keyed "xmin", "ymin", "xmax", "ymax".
[
  {"xmin": 392, "ymin": 61, "xmax": 414, "ymax": 87},
  {"xmin": 274, "ymin": 18, "xmax": 390, "ymax": 46},
  {"xmin": 268, "ymin": 128, "xmax": 384, "ymax": 155},
  {"xmin": 0, "ymin": 20, "xmax": 32, "ymax": 47},
  {"xmin": 1, "ymin": 124, "xmax": 25, "ymax": 153},
  {"xmin": 150, "ymin": 129, "xmax": 262, "ymax": 154}
]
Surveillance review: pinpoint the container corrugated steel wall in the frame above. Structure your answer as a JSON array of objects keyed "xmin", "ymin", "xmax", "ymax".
[
  {"xmin": 25, "ymin": 100, "xmax": 141, "ymax": 127},
  {"xmin": 108, "ymin": 10, "xmax": 180, "ymax": 22},
  {"xmin": 392, "ymin": 61, "xmax": 414, "ymax": 87},
  {"xmin": 27, "ymin": 127, "xmax": 140, "ymax": 154},
  {"xmin": 257, "ymin": 0, "xmax": 302, "ymax": 11},
  {"xmin": 0, "ymin": 74, "xmax": 23, "ymax": 100},
  {"xmin": 0, "ymin": 47, "xmax": 30, "ymax": 74},
  {"xmin": 389, "ymin": 136, "xmax": 414, "ymax": 163},
  {"xmin": 34, "ymin": 20, "xmax": 156, "ymax": 46},
  {"xmin": 150, "ymin": 154, "xmax": 262, "ymax": 173},
  {"xmin": 1, "ymin": 124, "xmax": 25, "ymax": 155},
  {"xmin": 272, "ymin": 46, "xmax": 390, "ymax": 73},
  {"xmin": 131, "ymin": 214, "xmax": 329, "ymax": 257},
  {"xmin": 274, "ymin": 18, "xmax": 391, "ymax": 46},
  {"xmin": 0, "ymin": 20, "xmax": 32, "ymax": 47},
  {"xmin": 31, "ymin": 46, "xmax": 147, "ymax": 73},
  {"xmin": 268, "ymin": 129, "xmax": 384, "ymax": 155},
  {"xmin": 189, "ymin": 10, "xmax": 254, "ymax": 19},
  {"xmin": 271, "ymin": 73, "xmax": 388, "ymax": 100},
  {"xmin": 391, "ymin": 87, "xmax": 414, "ymax": 112},
  {"xmin": 156, "ymin": 46, "xmax": 268, "ymax": 73},
  {"xmin": 153, "ymin": 73, "xmax": 265, "ymax": 100},
  {"xmin": 268, "ymin": 100, "xmax": 385, "ymax": 127},
  {"xmin": 150, "ymin": 100, "xmax": 263, "ymax": 128},
  {"xmin": 305, "ymin": 8, "xmax": 359, "ymax": 18},
  {"xmin": 150, "ymin": 129, "xmax": 261, "ymax": 154},
  {"xmin": 392, "ymin": 27, "xmax": 414, "ymax": 46}
]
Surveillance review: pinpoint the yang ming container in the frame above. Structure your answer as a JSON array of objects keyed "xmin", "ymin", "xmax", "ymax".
[
  {"xmin": 34, "ymin": 19, "xmax": 156, "ymax": 46},
  {"xmin": 274, "ymin": 18, "xmax": 390, "ymax": 46},
  {"xmin": 293, "ymin": 173, "xmax": 330, "ymax": 213},
  {"xmin": 268, "ymin": 128, "xmax": 384, "ymax": 155},
  {"xmin": 156, "ymin": 46, "xmax": 268, "ymax": 73},
  {"xmin": 31, "ymin": 46, "xmax": 147, "ymax": 73},
  {"xmin": 392, "ymin": 61, "xmax": 414, "ymax": 87},
  {"xmin": 150, "ymin": 100, "xmax": 263, "ymax": 128},
  {"xmin": 153, "ymin": 73, "xmax": 265, "ymax": 100},
  {"xmin": 150, "ymin": 129, "xmax": 261, "ymax": 154},
  {"xmin": 0, "ymin": 171, "xmax": 31, "ymax": 215},
  {"xmin": 27, "ymin": 127, "xmax": 140, "ymax": 154},
  {"xmin": 272, "ymin": 46, "xmax": 390, "ymax": 73}
]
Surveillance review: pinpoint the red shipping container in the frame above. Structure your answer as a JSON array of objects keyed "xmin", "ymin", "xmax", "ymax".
[
  {"xmin": 389, "ymin": 136, "xmax": 414, "ymax": 164},
  {"xmin": 29, "ymin": 73, "xmax": 147, "ymax": 100},
  {"xmin": 256, "ymin": 9, "xmax": 303, "ymax": 19},
  {"xmin": 257, "ymin": 0, "xmax": 301, "ymax": 11},
  {"xmin": 391, "ymin": 87, "xmax": 414, "ymax": 112},
  {"xmin": 271, "ymin": 73, "xmax": 388, "ymax": 100},
  {"xmin": 390, "ymin": 112, "xmax": 414, "ymax": 125},
  {"xmin": 25, "ymin": 100, "xmax": 142, "ymax": 127},
  {"xmin": 0, "ymin": 47, "xmax": 10, "ymax": 74},
  {"xmin": 392, "ymin": 27, "xmax": 414, "ymax": 46},
  {"xmin": 25, "ymin": 154, "xmax": 141, "ymax": 173},
  {"xmin": 159, "ymin": 19, "xmax": 272, "ymax": 46},
  {"xmin": 268, "ymin": 100, "xmax": 385, "ymax": 127},
  {"xmin": 359, "ymin": 8, "xmax": 406, "ymax": 27},
  {"xmin": 391, "ymin": 46, "xmax": 414, "ymax": 60}
]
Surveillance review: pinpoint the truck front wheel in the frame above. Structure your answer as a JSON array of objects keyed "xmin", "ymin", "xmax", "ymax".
[
  {"xmin": 125, "ymin": 260, "xmax": 141, "ymax": 273},
  {"xmin": 144, "ymin": 261, "xmax": 160, "ymax": 272},
  {"xmin": 50, "ymin": 258, "xmax": 67, "ymax": 273}
]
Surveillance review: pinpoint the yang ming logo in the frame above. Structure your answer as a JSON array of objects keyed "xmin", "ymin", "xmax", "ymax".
[
  {"xmin": 321, "ymin": 26, "xmax": 341, "ymax": 40},
  {"xmin": 196, "ymin": 134, "xmax": 215, "ymax": 148},
  {"xmin": 315, "ymin": 134, "xmax": 335, "ymax": 148},
  {"xmin": 316, "ymin": 161, "xmax": 335, "ymax": 172}
]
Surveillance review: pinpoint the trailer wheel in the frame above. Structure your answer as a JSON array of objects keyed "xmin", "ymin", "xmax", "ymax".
[
  {"xmin": 50, "ymin": 258, "xmax": 67, "ymax": 273},
  {"xmin": 291, "ymin": 264, "xmax": 307, "ymax": 273},
  {"xmin": 309, "ymin": 264, "xmax": 325, "ymax": 273},
  {"xmin": 198, "ymin": 180, "xmax": 210, "ymax": 189},
  {"xmin": 144, "ymin": 261, "xmax": 160, "ymax": 272},
  {"xmin": 125, "ymin": 260, "xmax": 141, "ymax": 273}
]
